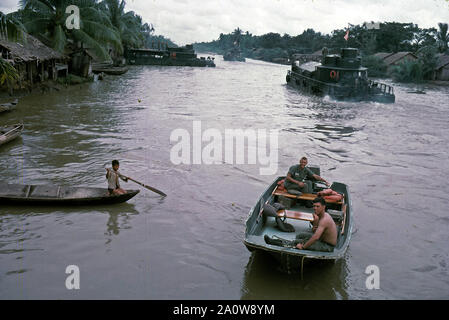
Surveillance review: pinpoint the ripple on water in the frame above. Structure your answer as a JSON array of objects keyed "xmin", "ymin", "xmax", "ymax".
[{"xmin": 1, "ymin": 62, "xmax": 449, "ymax": 299}]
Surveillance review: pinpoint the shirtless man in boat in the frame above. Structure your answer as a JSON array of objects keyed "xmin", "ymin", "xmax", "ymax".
[
  {"xmin": 106, "ymin": 160, "xmax": 128, "ymax": 195},
  {"xmin": 284, "ymin": 156, "xmax": 329, "ymax": 195},
  {"xmin": 296, "ymin": 197, "xmax": 337, "ymax": 252}
]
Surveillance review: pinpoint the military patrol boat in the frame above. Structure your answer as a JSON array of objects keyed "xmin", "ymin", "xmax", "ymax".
[
  {"xmin": 126, "ymin": 44, "xmax": 215, "ymax": 67},
  {"xmin": 223, "ymin": 47, "xmax": 245, "ymax": 62},
  {"xmin": 286, "ymin": 48, "xmax": 395, "ymax": 103}
]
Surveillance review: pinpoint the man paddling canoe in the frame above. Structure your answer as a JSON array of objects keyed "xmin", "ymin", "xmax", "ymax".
[{"xmin": 106, "ymin": 160, "xmax": 128, "ymax": 195}]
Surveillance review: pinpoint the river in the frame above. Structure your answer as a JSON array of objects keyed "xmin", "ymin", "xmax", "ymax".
[{"xmin": 1, "ymin": 56, "xmax": 448, "ymax": 299}]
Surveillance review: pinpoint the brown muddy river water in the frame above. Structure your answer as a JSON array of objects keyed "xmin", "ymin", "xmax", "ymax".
[{"xmin": 1, "ymin": 56, "xmax": 449, "ymax": 299}]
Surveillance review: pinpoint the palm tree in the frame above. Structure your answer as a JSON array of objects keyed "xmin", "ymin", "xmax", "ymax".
[
  {"xmin": 19, "ymin": 0, "xmax": 122, "ymax": 61},
  {"xmin": 0, "ymin": 12, "xmax": 24, "ymax": 86},
  {"xmin": 0, "ymin": 58, "xmax": 19, "ymax": 87},
  {"xmin": 437, "ymin": 22, "xmax": 449, "ymax": 53},
  {"xmin": 232, "ymin": 27, "xmax": 242, "ymax": 47},
  {"xmin": 0, "ymin": 11, "xmax": 26, "ymax": 41},
  {"xmin": 100, "ymin": 0, "xmax": 147, "ymax": 49}
]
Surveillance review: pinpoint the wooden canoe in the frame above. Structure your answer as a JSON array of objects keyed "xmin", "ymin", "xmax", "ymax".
[
  {"xmin": 0, "ymin": 183, "xmax": 139, "ymax": 205},
  {"xmin": 92, "ymin": 66, "xmax": 129, "ymax": 75},
  {"xmin": 244, "ymin": 174, "xmax": 353, "ymax": 272},
  {"xmin": 0, "ymin": 124, "xmax": 24, "ymax": 146},
  {"xmin": 0, "ymin": 99, "xmax": 18, "ymax": 113}
]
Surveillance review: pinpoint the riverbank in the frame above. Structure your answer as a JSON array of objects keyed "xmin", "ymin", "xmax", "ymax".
[
  {"xmin": 427, "ymin": 80, "xmax": 449, "ymax": 86},
  {"xmin": 0, "ymin": 74, "xmax": 96, "ymax": 102}
]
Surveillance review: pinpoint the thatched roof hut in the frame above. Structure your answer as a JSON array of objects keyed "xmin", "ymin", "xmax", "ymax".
[
  {"xmin": 373, "ymin": 52, "xmax": 394, "ymax": 60},
  {"xmin": 382, "ymin": 52, "xmax": 417, "ymax": 66},
  {"xmin": 0, "ymin": 33, "xmax": 65, "ymax": 64},
  {"xmin": 1, "ymin": 33, "xmax": 68, "ymax": 89},
  {"xmin": 433, "ymin": 54, "xmax": 449, "ymax": 81}
]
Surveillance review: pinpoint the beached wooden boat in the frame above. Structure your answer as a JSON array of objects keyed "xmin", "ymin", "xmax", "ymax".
[
  {"xmin": 92, "ymin": 65, "xmax": 129, "ymax": 75},
  {"xmin": 0, "ymin": 124, "xmax": 24, "ymax": 146},
  {"xmin": 0, "ymin": 183, "xmax": 139, "ymax": 205},
  {"xmin": 244, "ymin": 171, "xmax": 353, "ymax": 273},
  {"xmin": 0, "ymin": 99, "xmax": 18, "ymax": 113}
]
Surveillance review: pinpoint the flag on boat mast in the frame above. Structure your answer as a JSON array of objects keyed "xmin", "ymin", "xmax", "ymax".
[{"xmin": 344, "ymin": 23, "xmax": 352, "ymax": 42}]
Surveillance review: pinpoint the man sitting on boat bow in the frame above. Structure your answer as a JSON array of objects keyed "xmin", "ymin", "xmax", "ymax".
[
  {"xmin": 106, "ymin": 160, "xmax": 128, "ymax": 195},
  {"xmin": 284, "ymin": 156, "xmax": 329, "ymax": 195}
]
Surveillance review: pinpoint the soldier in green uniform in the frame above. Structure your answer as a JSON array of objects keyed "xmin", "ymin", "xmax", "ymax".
[{"xmin": 284, "ymin": 156, "xmax": 329, "ymax": 195}]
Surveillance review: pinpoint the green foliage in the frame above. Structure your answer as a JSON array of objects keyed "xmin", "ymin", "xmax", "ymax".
[
  {"xmin": 390, "ymin": 60, "xmax": 423, "ymax": 83},
  {"xmin": 417, "ymin": 45, "xmax": 439, "ymax": 79},
  {"xmin": 376, "ymin": 22, "xmax": 419, "ymax": 52},
  {"xmin": 0, "ymin": 11, "xmax": 26, "ymax": 42},
  {"xmin": 195, "ymin": 22, "xmax": 441, "ymax": 66},
  {"xmin": 390, "ymin": 45, "xmax": 438, "ymax": 82},
  {"xmin": 412, "ymin": 27, "xmax": 437, "ymax": 51},
  {"xmin": 437, "ymin": 22, "xmax": 449, "ymax": 53},
  {"xmin": 0, "ymin": 11, "xmax": 24, "ymax": 87},
  {"xmin": 99, "ymin": 0, "xmax": 147, "ymax": 49},
  {"xmin": 361, "ymin": 55, "xmax": 388, "ymax": 78},
  {"xmin": 56, "ymin": 73, "xmax": 93, "ymax": 85},
  {"xmin": 14, "ymin": 0, "xmax": 155, "ymax": 63},
  {"xmin": 18, "ymin": 0, "xmax": 114, "ymax": 60},
  {"xmin": 0, "ymin": 57, "xmax": 19, "ymax": 86},
  {"xmin": 143, "ymin": 34, "xmax": 177, "ymax": 49},
  {"xmin": 248, "ymin": 47, "xmax": 288, "ymax": 62}
]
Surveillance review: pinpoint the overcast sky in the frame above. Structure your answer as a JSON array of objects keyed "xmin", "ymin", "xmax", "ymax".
[{"xmin": 2, "ymin": 0, "xmax": 449, "ymax": 45}]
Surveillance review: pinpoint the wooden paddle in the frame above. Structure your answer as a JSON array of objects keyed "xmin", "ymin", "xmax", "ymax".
[{"xmin": 106, "ymin": 169, "xmax": 167, "ymax": 197}]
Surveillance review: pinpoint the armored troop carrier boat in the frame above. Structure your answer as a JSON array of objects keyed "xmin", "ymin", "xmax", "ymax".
[
  {"xmin": 223, "ymin": 47, "xmax": 246, "ymax": 62},
  {"xmin": 286, "ymin": 48, "xmax": 395, "ymax": 103},
  {"xmin": 126, "ymin": 44, "xmax": 215, "ymax": 67}
]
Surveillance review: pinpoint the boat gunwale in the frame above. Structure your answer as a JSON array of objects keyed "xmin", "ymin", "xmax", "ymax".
[
  {"xmin": 316, "ymin": 65, "xmax": 368, "ymax": 71},
  {"xmin": 0, "ymin": 124, "xmax": 24, "ymax": 135},
  {"xmin": 0, "ymin": 124, "xmax": 24, "ymax": 145}
]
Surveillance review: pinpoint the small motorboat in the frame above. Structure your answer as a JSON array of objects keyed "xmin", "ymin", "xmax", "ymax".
[{"xmin": 244, "ymin": 168, "xmax": 353, "ymax": 273}]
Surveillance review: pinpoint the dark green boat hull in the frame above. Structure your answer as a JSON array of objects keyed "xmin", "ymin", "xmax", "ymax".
[
  {"xmin": 0, "ymin": 183, "xmax": 139, "ymax": 206},
  {"xmin": 287, "ymin": 71, "xmax": 395, "ymax": 103}
]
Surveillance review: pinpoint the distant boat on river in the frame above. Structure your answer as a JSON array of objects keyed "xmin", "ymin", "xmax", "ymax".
[
  {"xmin": 126, "ymin": 44, "xmax": 215, "ymax": 67},
  {"xmin": 223, "ymin": 47, "xmax": 246, "ymax": 62},
  {"xmin": 286, "ymin": 48, "xmax": 395, "ymax": 103}
]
